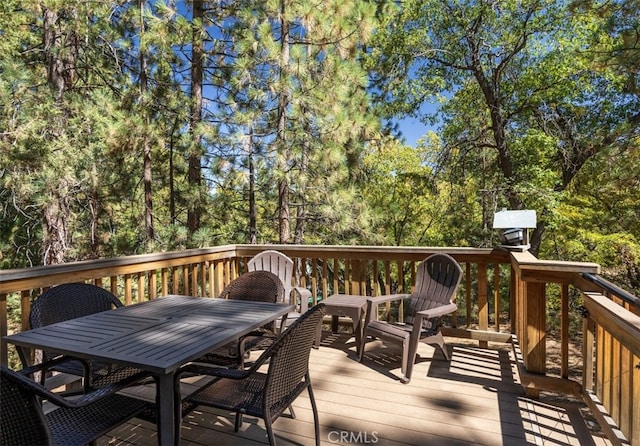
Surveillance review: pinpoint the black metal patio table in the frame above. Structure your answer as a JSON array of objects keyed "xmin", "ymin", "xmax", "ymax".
[{"xmin": 3, "ymin": 295, "xmax": 293, "ymax": 446}]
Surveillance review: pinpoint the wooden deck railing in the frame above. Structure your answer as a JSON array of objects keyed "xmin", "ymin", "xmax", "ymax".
[
  {"xmin": 1, "ymin": 244, "xmax": 638, "ymax": 444},
  {"xmin": 579, "ymin": 275, "xmax": 640, "ymax": 446},
  {"xmin": 0, "ymin": 245, "xmax": 512, "ymax": 359},
  {"xmin": 510, "ymin": 250, "xmax": 639, "ymax": 445}
]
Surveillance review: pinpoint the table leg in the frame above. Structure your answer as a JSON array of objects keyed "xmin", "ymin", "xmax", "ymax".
[
  {"xmin": 16, "ymin": 346, "xmax": 32, "ymax": 368},
  {"xmin": 156, "ymin": 373, "xmax": 177, "ymax": 446},
  {"xmin": 353, "ymin": 312, "xmax": 364, "ymax": 356},
  {"xmin": 331, "ymin": 315, "xmax": 340, "ymax": 333}
]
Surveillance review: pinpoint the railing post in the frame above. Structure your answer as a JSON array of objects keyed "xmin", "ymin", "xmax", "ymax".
[
  {"xmin": 321, "ymin": 257, "xmax": 329, "ymax": 302},
  {"xmin": 561, "ymin": 283, "xmax": 569, "ymax": 379},
  {"xmin": 513, "ymin": 268, "xmax": 524, "ymax": 351},
  {"xmin": 332, "ymin": 258, "xmax": 339, "ymax": 296},
  {"xmin": 190, "ymin": 265, "xmax": 198, "ymax": 297},
  {"xmin": 465, "ymin": 263, "xmax": 472, "ymax": 327},
  {"xmin": 477, "ymin": 262, "xmax": 488, "ymax": 348},
  {"xmin": 1, "ymin": 293, "xmax": 7, "ymax": 367},
  {"xmin": 518, "ymin": 279, "xmax": 547, "ymax": 398},
  {"xmin": 372, "ymin": 261, "xmax": 379, "ymax": 297},
  {"xmin": 525, "ymin": 281, "xmax": 546, "ymax": 374},
  {"xmin": 352, "ymin": 259, "xmax": 362, "ymax": 295},
  {"xmin": 310, "ymin": 257, "xmax": 318, "ymax": 301},
  {"xmin": 582, "ymin": 309, "xmax": 595, "ymax": 392},
  {"xmin": 207, "ymin": 262, "xmax": 214, "ymax": 297},
  {"xmin": 137, "ymin": 274, "xmax": 145, "ymax": 301},
  {"xmin": 345, "ymin": 260, "xmax": 351, "ymax": 294},
  {"xmin": 21, "ymin": 290, "xmax": 31, "ymax": 332},
  {"xmin": 510, "ymin": 266, "xmax": 517, "ymax": 336},
  {"xmin": 110, "ymin": 277, "xmax": 118, "ymax": 298},
  {"xmin": 172, "ymin": 268, "xmax": 179, "ymax": 294},
  {"xmin": 124, "ymin": 274, "xmax": 132, "ymax": 305},
  {"xmin": 214, "ymin": 261, "xmax": 224, "ymax": 297},
  {"xmin": 493, "ymin": 265, "xmax": 500, "ymax": 332}
]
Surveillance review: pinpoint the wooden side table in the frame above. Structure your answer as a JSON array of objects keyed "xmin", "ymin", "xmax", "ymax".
[{"xmin": 319, "ymin": 294, "xmax": 368, "ymax": 355}]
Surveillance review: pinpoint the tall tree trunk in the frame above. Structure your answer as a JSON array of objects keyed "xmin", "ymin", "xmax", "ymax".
[
  {"xmin": 293, "ymin": 122, "xmax": 310, "ymax": 245},
  {"xmin": 141, "ymin": 80, "xmax": 154, "ymax": 245},
  {"xmin": 139, "ymin": 0, "xmax": 154, "ymax": 247},
  {"xmin": 43, "ymin": 8, "xmax": 76, "ymax": 103},
  {"xmin": 169, "ymin": 117, "xmax": 179, "ymax": 224},
  {"xmin": 90, "ymin": 165, "xmax": 99, "ymax": 257},
  {"xmin": 188, "ymin": 0, "xmax": 204, "ymax": 234},
  {"xmin": 42, "ymin": 185, "xmax": 70, "ymax": 265},
  {"xmin": 293, "ymin": 42, "xmax": 314, "ymax": 245},
  {"xmin": 277, "ymin": 0, "xmax": 291, "ymax": 243},
  {"xmin": 469, "ymin": 34, "xmax": 534, "ymax": 251},
  {"xmin": 247, "ymin": 131, "xmax": 257, "ymax": 244},
  {"xmin": 41, "ymin": 6, "xmax": 77, "ymax": 264}
]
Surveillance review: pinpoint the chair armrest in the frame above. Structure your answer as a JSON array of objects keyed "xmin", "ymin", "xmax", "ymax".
[
  {"xmin": 415, "ymin": 302, "xmax": 457, "ymax": 319},
  {"xmin": 293, "ymin": 287, "xmax": 312, "ymax": 313},
  {"xmin": 12, "ymin": 364, "xmax": 150, "ymax": 409},
  {"xmin": 179, "ymin": 363, "xmax": 252, "ymax": 381},
  {"xmin": 363, "ymin": 294, "xmax": 410, "ymax": 324},
  {"xmin": 61, "ymin": 369, "xmax": 152, "ymax": 407},
  {"xmin": 181, "ymin": 334, "xmax": 275, "ymax": 380},
  {"xmin": 367, "ymin": 293, "xmax": 410, "ymax": 306},
  {"xmin": 19, "ymin": 356, "xmax": 90, "ymax": 380}
]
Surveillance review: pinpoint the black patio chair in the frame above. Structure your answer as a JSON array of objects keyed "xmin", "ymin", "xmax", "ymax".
[
  {"xmin": 27, "ymin": 282, "xmax": 151, "ymax": 391},
  {"xmin": 195, "ymin": 270, "xmax": 286, "ymax": 368},
  {"xmin": 176, "ymin": 303, "xmax": 326, "ymax": 446},
  {"xmin": 0, "ymin": 362, "xmax": 151, "ymax": 446}
]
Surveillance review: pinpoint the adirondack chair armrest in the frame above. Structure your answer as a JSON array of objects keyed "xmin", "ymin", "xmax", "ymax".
[
  {"xmin": 415, "ymin": 302, "xmax": 457, "ymax": 320},
  {"xmin": 293, "ymin": 286, "xmax": 312, "ymax": 313},
  {"xmin": 364, "ymin": 294, "xmax": 410, "ymax": 324},
  {"xmin": 367, "ymin": 293, "xmax": 410, "ymax": 305}
]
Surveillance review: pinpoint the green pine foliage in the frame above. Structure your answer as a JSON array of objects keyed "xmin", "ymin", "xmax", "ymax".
[{"xmin": 0, "ymin": 0, "xmax": 637, "ymax": 304}]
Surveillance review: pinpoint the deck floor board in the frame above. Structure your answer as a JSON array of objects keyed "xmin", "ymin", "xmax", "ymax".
[{"xmin": 98, "ymin": 331, "xmax": 611, "ymax": 446}]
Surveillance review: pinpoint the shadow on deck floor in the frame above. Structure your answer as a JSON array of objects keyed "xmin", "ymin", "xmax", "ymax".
[{"xmin": 101, "ymin": 330, "xmax": 612, "ymax": 446}]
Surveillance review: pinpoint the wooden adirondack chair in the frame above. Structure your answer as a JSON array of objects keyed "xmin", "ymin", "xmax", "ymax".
[
  {"xmin": 248, "ymin": 250, "xmax": 312, "ymax": 326},
  {"xmin": 358, "ymin": 253, "xmax": 463, "ymax": 383}
]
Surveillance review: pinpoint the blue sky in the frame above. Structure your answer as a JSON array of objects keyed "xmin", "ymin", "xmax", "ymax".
[
  {"xmin": 393, "ymin": 100, "xmax": 442, "ymax": 147},
  {"xmin": 395, "ymin": 116, "xmax": 436, "ymax": 147}
]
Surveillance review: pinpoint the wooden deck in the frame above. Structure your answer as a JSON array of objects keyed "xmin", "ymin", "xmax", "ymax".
[{"xmin": 99, "ymin": 330, "xmax": 612, "ymax": 446}]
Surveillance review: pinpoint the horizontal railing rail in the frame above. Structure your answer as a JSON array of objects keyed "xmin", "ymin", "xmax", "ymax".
[
  {"xmin": 0, "ymin": 246, "xmax": 239, "ymax": 296},
  {"xmin": 582, "ymin": 272, "xmax": 640, "ymax": 309}
]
